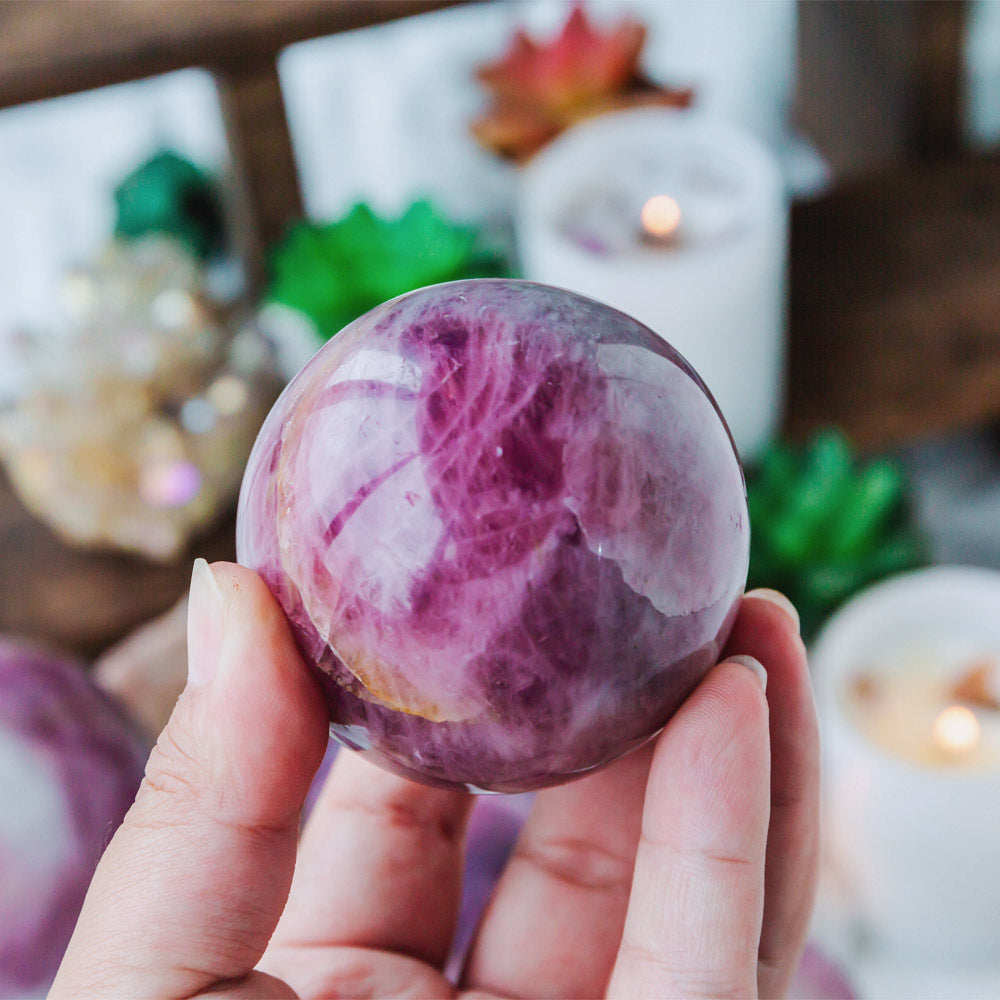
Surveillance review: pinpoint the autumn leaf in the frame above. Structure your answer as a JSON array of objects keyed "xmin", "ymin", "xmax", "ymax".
[
  {"xmin": 478, "ymin": 6, "xmax": 645, "ymax": 113},
  {"xmin": 469, "ymin": 102, "xmax": 563, "ymax": 164},
  {"xmin": 472, "ymin": 3, "xmax": 692, "ymax": 162}
]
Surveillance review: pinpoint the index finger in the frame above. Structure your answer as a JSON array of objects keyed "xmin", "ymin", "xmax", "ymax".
[{"xmin": 49, "ymin": 563, "xmax": 329, "ymax": 1000}]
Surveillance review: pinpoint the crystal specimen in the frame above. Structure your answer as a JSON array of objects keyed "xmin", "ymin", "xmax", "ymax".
[
  {"xmin": 238, "ymin": 279, "xmax": 748, "ymax": 791},
  {"xmin": 0, "ymin": 638, "xmax": 148, "ymax": 995}
]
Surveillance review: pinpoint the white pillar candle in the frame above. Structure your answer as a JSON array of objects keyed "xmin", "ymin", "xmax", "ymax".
[
  {"xmin": 812, "ymin": 567, "xmax": 1000, "ymax": 965},
  {"xmin": 516, "ymin": 107, "xmax": 787, "ymax": 462}
]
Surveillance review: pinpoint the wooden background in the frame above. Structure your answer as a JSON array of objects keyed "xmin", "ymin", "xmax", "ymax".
[{"xmin": 1, "ymin": 0, "xmax": 997, "ymax": 656}]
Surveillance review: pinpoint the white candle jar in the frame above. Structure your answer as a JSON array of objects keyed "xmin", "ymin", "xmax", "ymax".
[
  {"xmin": 516, "ymin": 107, "xmax": 787, "ymax": 463},
  {"xmin": 812, "ymin": 567, "xmax": 1000, "ymax": 964}
]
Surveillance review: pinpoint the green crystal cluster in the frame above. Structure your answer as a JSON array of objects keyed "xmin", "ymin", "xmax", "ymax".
[
  {"xmin": 113, "ymin": 150, "xmax": 225, "ymax": 261},
  {"xmin": 266, "ymin": 201, "xmax": 509, "ymax": 341},
  {"xmin": 747, "ymin": 429, "xmax": 928, "ymax": 639}
]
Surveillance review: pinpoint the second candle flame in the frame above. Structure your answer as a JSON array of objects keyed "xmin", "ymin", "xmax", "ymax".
[{"xmin": 933, "ymin": 704, "xmax": 981, "ymax": 756}]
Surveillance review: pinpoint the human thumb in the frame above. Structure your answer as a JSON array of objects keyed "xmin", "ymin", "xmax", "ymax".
[{"xmin": 50, "ymin": 560, "xmax": 329, "ymax": 1000}]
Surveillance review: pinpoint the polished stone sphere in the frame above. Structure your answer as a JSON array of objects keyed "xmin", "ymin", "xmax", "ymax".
[
  {"xmin": 0, "ymin": 639, "xmax": 148, "ymax": 995},
  {"xmin": 237, "ymin": 279, "xmax": 748, "ymax": 791}
]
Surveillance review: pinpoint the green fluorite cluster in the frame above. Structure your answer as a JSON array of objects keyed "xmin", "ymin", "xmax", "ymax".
[{"xmin": 266, "ymin": 201, "xmax": 508, "ymax": 341}]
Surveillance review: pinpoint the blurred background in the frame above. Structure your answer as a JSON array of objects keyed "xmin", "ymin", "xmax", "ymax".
[{"xmin": 3, "ymin": 2, "xmax": 1000, "ymax": 997}]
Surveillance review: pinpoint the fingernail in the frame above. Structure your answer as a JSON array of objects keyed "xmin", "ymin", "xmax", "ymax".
[
  {"xmin": 187, "ymin": 558, "xmax": 224, "ymax": 686},
  {"xmin": 745, "ymin": 587, "xmax": 800, "ymax": 635},
  {"xmin": 725, "ymin": 654, "xmax": 767, "ymax": 692}
]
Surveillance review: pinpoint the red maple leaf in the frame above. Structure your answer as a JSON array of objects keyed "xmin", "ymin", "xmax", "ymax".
[
  {"xmin": 478, "ymin": 5, "xmax": 646, "ymax": 113},
  {"xmin": 472, "ymin": 4, "xmax": 692, "ymax": 162}
]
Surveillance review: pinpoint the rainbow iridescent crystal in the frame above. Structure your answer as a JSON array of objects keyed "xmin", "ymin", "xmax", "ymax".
[{"xmin": 238, "ymin": 280, "xmax": 749, "ymax": 791}]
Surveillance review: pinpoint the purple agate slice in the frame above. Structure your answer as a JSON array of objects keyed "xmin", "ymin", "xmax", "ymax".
[{"xmin": 237, "ymin": 279, "xmax": 749, "ymax": 791}]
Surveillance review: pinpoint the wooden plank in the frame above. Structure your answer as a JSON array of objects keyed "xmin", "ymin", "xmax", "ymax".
[
  {"xmin": 216, "ymin": 59, "xmax": 303, "ymax": 279},
  {"xmin": 0, "ymin": 1, "xmax": 467, "ymax": 109},
  {"xmin": 786, "ymin": 154, "xmax": 1000, "ymax": 450},
  {"xmin": 0, "ymin": 469, "xmax": 236, "ymax": 659},
  {"xmin": 912, "ymin": 0, "xmax": 967, "ymax": 159}
]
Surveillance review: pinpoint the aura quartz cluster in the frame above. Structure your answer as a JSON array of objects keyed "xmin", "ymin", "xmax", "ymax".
[
  {"xmin": 238, "ymin": 280, "xmax": 749, "ymax": 791},
  {"xmin": 0, "ymin": 237, "xmax": 278, "ymax": 560},
  {"xmin": 0, "ymin": 638, "xmax": 148, "ymax": 996}
]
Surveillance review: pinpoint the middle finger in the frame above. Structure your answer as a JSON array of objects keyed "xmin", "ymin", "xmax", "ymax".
[
  {"xmin": 264, "ymin": 750, "xmax": 473, "ymax": 972},
  {"xmin": 461, "ymin": 742, "xmax": 653, "ymax": 999}
]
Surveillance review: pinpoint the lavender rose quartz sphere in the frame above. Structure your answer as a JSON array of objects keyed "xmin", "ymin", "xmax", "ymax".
[{"xmin": 237, "ymin": 279, "xmax": 749, "ymax": 792}]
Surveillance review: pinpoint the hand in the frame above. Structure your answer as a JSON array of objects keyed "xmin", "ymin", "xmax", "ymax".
[{"xmin": 50, "ymin": 561, "xmax": 818, "ymax": 1000}]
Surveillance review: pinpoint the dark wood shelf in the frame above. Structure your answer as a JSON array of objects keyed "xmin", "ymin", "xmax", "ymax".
[
  {"xmin": 0, "ymin": 1, "xmax": 466, "ymax": 109},
  {"xmin": 786, "ymin": 154, "xmax": 1000, "ymax": 451}
]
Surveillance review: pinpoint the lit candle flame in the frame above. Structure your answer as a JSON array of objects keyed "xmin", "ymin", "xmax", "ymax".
[
  {"xmin": 932, "ymin": 704, "xmax": 980, "ymax": 756},
  {"xmin": 641, "ymin": 195, "xmax": 682, "ymax": 241}
]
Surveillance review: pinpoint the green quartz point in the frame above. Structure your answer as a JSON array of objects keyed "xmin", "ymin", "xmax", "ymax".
[{"xmin": 114, "ymin": 150, "xmax": 225, "ymax": 260}]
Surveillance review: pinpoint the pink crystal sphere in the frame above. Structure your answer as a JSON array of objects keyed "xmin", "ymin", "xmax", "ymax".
[{"xmin": 237, "ymin": 280, "xmax": 749, "ymax": 791}]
